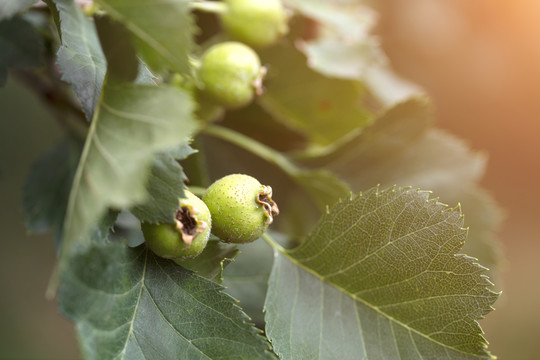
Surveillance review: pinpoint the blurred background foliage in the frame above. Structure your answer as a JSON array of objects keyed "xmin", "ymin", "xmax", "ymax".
[{"xmin": 1, "ymin": 0, "xmax": 540, "ymax": 359}]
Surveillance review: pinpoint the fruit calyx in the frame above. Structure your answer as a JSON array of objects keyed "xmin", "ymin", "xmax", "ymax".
[
  {"xmin": 174, "ymin": 204, "xmax": 208, "ymax": 246},
  {"xmin": 257, "ymin": 185, "xmax": 279, "ymax": 225}
]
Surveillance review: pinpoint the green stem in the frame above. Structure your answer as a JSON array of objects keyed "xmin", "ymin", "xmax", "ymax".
[
  {"xmin": 262, "ymin": 232, "xmax": 285, "ymax": 253},
  {"xmin": 202, "ymin": 125, "xmax": 299, "ymax": 176},
  {"xmin": 189, "ymin": 1, "xmax": 228, "ymax": 14}
]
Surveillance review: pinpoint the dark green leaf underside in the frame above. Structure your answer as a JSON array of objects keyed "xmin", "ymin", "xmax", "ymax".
[{"xmin": 60, "ymin": 242, "xmax": 275, "ymax": 360}]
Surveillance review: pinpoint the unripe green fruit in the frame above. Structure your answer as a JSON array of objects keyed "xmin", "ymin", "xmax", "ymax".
[
  {"xmin": 198, "ymin": 42, "xmax": 263, "ymax": 109},
  {"xmin": 203, "ymin": 174, "xmax": 279, "ymax": 243},
  {"xmin": 141, "ymin": 191, "xmax": 211, "ymax": 260},
  {"xmin": 222, "ymin": 0, "xmax": 288, "ymax": 48}
]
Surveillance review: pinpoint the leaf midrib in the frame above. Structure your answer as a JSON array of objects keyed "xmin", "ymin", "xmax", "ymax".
[
  {"xmin": 60, "ymin": 86, "xmax": 104, "ymax": 268},
  {"xmin": 117, "ymin": 250, "xmax": 147, "ymax": 359}
]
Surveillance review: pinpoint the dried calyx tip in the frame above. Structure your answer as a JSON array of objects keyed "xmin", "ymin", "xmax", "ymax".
[
  {"xmin": 257, "ymin": 185, "xmax": 279, "ymax": 225},
  {"xmin": 174, "ymin": 205, "xmax": 207, "ymax": 246}
]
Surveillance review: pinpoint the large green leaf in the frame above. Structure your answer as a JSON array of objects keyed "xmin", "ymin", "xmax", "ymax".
[
  {"xmin": 0, "ymin": 0, "xmax": 36, "ymax": 21},
  {"xmin": 61, "ymin": 83, "xmax": 196, "ymax": 269},
  {"xmin": 0, "ymin": 15, "xmax": 43, "ymax": 86},
  {"xmin": 23, "ymin": 138, "xmax": 82, "ymax": 247},
  {"xmin": 258, "ymin": 41, "xmax": 374, "ymax": 146},
  {"xmin": 265, "ymin": 186, "xmax": 499, "ymax": 359},
  {"xmin": 60, "ymin": 241, "xmax": 275, "ymax": 359},
  {"xmin": 95, "ymin": 0, "xmax": 194, "ymax": 75},
  {"xmin": 131, "ymin": 143, "xmax": 196, "ymax": 224},
  {"xmin": 46, "ymin": 0, "xmax": 107, "ymax": 120}
]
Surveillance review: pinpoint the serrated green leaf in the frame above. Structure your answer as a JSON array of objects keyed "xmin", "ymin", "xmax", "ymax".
[
  {"xmin": 60, "ymin": 241, "xmax": 276, "ymax": 360},
  {"xmin": 61, "ymin": 83, "xmax": 196, "ymax": 270},
  {"xmin": 179, "ymin": 239, "xmax": 239, "ymax": 282},
  {"xmin": 0, "ymin": 15, "xmax": 43, "ymax": 86},
  {"xmin": 0, "ymin": 0, "xmax": 36, "ymax": 21},
  {"xmin": 23, "ymin": 138, "xmax": 82, "ymax": 247},
  {"xmin": 46, "ymin": 0, "xmax": 107, "ymax": 120},
  {"xmin": 131, "ymin": 143, "xmax": 196, "ymax": 224},
  {"xmin": 265, "ymin": 186, "xmax": 499, "ymax": 359},
  {"xmin": 95, "ymin": 0, "xmax": 195, "ymax": 75},
  {"xmin": 258, "ymin": 41, "xmax": 374, "ymax": 146}
]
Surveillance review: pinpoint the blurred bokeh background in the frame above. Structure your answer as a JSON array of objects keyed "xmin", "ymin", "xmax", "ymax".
[{"xmin": 1, "ymin": 0, "xmax": 539, "ymax": 359}]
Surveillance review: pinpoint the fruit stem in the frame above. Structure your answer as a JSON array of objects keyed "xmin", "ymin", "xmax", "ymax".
[
  {"xmin": 262, "ymin": 232, "xmax": 285, "ymax": 253},
  {"xmin": 189, "ymin": 1, "xmax": 228, "ymax": 14}
]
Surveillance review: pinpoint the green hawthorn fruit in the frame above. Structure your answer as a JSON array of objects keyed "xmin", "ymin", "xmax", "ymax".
[
  {"xmin": 221, "ymin": 0, "xmax": 288, "ymax": 47},
  {"xmin": 198, "ymin": 42, "xmax": 264, "ymax": 109},
  {"xmin": 203, "ymin": 174, "xmax": 279, "ymax": 243},
  {"xmin": 141, "ymin": 191, "xmax": 211, "ymax": 260}
]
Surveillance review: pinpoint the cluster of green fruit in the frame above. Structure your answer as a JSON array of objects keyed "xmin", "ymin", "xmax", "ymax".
[
  {"xmin": 142, "ymin": 174, "xmax": 279, "ymax": 262},
  {"xmin": 196, "ymin": 0, "xmax": 288, "ymax": 109},
  {"xmin": 142, "ymin": 1, "xmax": 289, "ymax": 261}
]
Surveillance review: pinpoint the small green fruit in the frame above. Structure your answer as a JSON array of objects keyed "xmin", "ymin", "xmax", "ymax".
[
  {"xmin": 141, "ymin": 191, "xmax": 211, "ymax": 260},
  {"xmin": 198, "ymin": 42, "xmax": 263, "ymax": 109},
  {"xmin": 203, "ymin": 174, "xmax": 279, "ymax": 243},
  {"xmin": 222, "ymin": 0, "xmax": 288, "ymax": 48}
]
